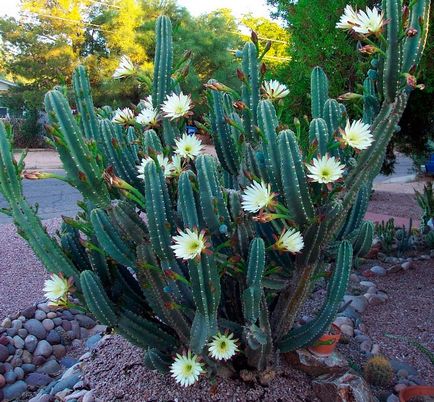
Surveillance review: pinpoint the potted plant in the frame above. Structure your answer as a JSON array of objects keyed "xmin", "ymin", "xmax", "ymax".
[
  {"xmin": 399, "ymin": 385, "xmax": 434, "ymax": 402},
  {"xmin": 308, "ymin": 324, "xmax": 341, "ymax": 357}
]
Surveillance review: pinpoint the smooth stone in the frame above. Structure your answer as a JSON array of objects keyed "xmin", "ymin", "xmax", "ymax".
[
  {"xmin": 14, "ymin": 366, "xmax": 24, "ymax": 380},
  {"xmin": 62, "ymin": 311, "xmax": 74, "ymax": 321},
  {"xmin": 11, "ymin": 356, "xmax": 22, "ymax": 367},
  {"xmin": 0, "ymin": 344, "xmax": 9, "ymax": 362},
  {"xmin": 32, "ymin": 355, "xmax": 47, "ymax": 366},
  {"xmin": 36, "ymin": 359, "xmax": 61, "ymax": 375},
  {"xmin": 1, "ymin": 318, "xmax": 12, "ymax": 328},
  {"xmin": 12, "ymin": 320, "xmax": 23, "ymax": 330},
  {"xmin": 401, "ymin": 261, "xmax": 412, "ymax": 270},
  {"xmin": 85, "ymin": 334, "xmax": 102, "ymax": 349},
  {"xmin": 62, "ymin": 320, "xmax": 72, "ymax": 331},
  {"xmin": 46, "ymin": 312, "xmax": 57, "ymax": 319},
  {"xmin": 22, "ymin": 350, "xmax": 33, "ymax": 363},
  {"xmin": 42, "ymin": 319, "xmax": 55, "ymax": 331},
  {"xmin": 53, "ymin": 318, "xmax": 62, "ymax": 326},
  {"xmin": 7, "ymin": 343, "xmax": 15, "ymax": 355},
  {"xmin": 37, "ymin": 303, "xmax": 50, "ymax": 313},
  {"xmin": 343, "ymin": 295, "xmax": 369, "ymax": 314},
  {"xmin": 22, "ymin": 363, "xmax": 36, "ymax": 373},
  {"xmin": 0, "ymin": 373, "xmax": 5, "ymax": 387},
  {"xmin": 17, "ymin": 328, "xmax": 28, "ymax": 338},
  {"xmin": 360, "ymin": 340, "xmax": 372, "ymax": 353},
  {"xmin": 71, "ymin": 321, "xmax": 80, "ymax": 339},
  {"xmin": 49, "ymin": 373, "xmax": 81, "ymax": 395},
  {"xmin": 359, "ymin": 281, "xmax": 375, "ymax": 288},
  {"xmin": 21, "ymin": 306, "xmax": 37, "ymax": 319},
  {"xmin": 25, "ymin": 335, "xmax": 38, "ymax": 353},
  {"xmin": 370, "ymin": 344, "xmax": 380, "ymax": 355},
  {"xmin": 339, "ymin": 324, "xmax": 354, "ymax": 337},
  {"xmin": 52, "ymin": 344, "xmax": 66, "ymax": 359},
  {"xmin": 74, "ymin": 314, "xmax": 96, "ymax": 329},
  {"xmin": 6, "ymin": 328, "xmax": 17, "ymax": 337},
  {"xmin": 13, "ymin": 335, "xmax": 25, "ymax": 349},
  {"xmin": 366, "ymin": 294, "xmax": 387, "ymax": 305},
  {"xmin": 46, "ymin": 330, "xmax": 61, "ymax": 345},
  {"xmin": 355, "ymin": 335, "xmax": 370, "ymax": 343},
  {"xmin": 34, "ymin": 340, "xmax": 52, "ymax": 358},
  {"xmin": 4, "ymin": 370, "xmax": 17, "ymax": 383},
  {"xmin": 0, "ymin": 335, "xmax": 9, "ymax": 346},
  {"xmin": 313, "ymin": 371, "xmax": 375, "ymax": 402},
  {"xmin": 71, "ymin": 339, "xmax": 81, "ymax": 348},
  {"xmin": 34, "ymin": 310, "xmax": 47, "ymax": 321},
  {"xmin": 366, "ymin": 286, "xmax": 377, "ymax": 294},
  {"xmin": 60, "ymin": 357, "xmax": 79, "ymax": 369},
  {"xmin": 24, "ymin": 319, "xmax": 47, "ymax": 340},
  {"xmin": 82, "ymin": 390, "xmax": 95, "ymax": 402},
  {"xmin": 26, "ymin": 372, "xmax": 52, "ymax": 386},
  {"xmin": 370, "ymin": 265, "xmax": 387, "ymax": 276},
  {"xmin": 387, "ymin": 395, "xmax": 400, "ymax": 402},
  {"xmin": 390, "ymin": 359, "xmax": 418, "ymax": 376},
  {"xmin": 2, "ymin": 380, "xmax": 27, "ymax": 400}
]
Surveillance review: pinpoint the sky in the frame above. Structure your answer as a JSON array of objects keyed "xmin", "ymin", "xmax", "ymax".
[{"xmin": 2, "ymin": 0, "xmax": 272, "ymax": 19}]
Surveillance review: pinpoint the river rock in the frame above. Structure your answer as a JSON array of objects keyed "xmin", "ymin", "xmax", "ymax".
[
  {"xmin": 26, "ymin": 372, "xmax": 52, "ymax": 387},
  {"xmin": 36, "ymin": 359, "xmax": 61, "ymax": 375},
  {"xmin": 1, "ymin": 317, "xmax": 12, "ymax": 328},
  {"xmin": 13, "ymin": 335, "xmax": 25, "ymax": 349},
  {"xmin": 2, "ymin": 380, "xmax": 27, "ymax": 401},
  {"xmin": 34, "ymin": 340, "xmax": 52, "ymax": 358},
  {"xmin": 313, "ymin": 371, "xmax": 375, "ymax": 402},
  {"xmin": 4, "ymin": 370, "xmax": 17, "ymax": 384},
  {"xmin": 14, "ymin": 366, "xmax": 24, "ymax": 380},
  {"xmin": 17, "ymin": 328, "xmax": 28, "ymax": 338},
  {"xmin": 370, "ymin": 265, "xmax": 386, "ymax": 276},
  {"xmin": 74, "ymin": 314, "xmax": 96, "ymax": 329},
  {"xmin": 0, "ymin": 344, "xmax": 9, "ymax": 362},
  {"xmin": 284, "ymin": 349, "xmax": 348, "ymax": 377},
  {"xmin": 21, "ymin": 306, "xmax": 37, "ymax": 319},
  {"xmin": 46, "ymin": 330, "xmax": 61, "ymax": 345},
  {"xmin": 343, "ymin": 295, "xmax": 368, "ymax": 314},
  {"xmin": 21, "ymin": 363, "xmax": 36, "ymax": 373},
  {"xmin": 42, "ymin": 319, "xmax": 54, "ymax": 331},
  {"xmin": 25, "ymin": 335, "xmax": 38, "ymax": 353},
  {"xmin": 24, "ymin": 319, "xmax": 47, "ymax": 340},
  {"xmin": 52, "ymin": 344, "xmax": 66, "ymax": 359}
]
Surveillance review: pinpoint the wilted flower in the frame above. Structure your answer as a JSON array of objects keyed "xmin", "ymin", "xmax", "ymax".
[
  {"xmin": 341, "ymin": 119, "xmax": 374, "ymax": 150},
  {"xmin": 174, "ymin": 134, "xmax": 203, "ymax": 160},
  {"xmin": 274, "ymin": 228, "xmax": 305, "ymax": 254},
  {"xmin": 161, "ymin": 92, "xmax": 193, "ymax": 120},
  {"xmin": 43, "ymin": 274, "xmax": 73, "ymax": 304},
  {"xmin": 112, "ymin": 55, "xmax": 136, "ymax": 79},
  {"xmin": 262, "ymin": 80, "xmax": 290, "ymax": 100},
  {"xmin": 208, "ymin": 333, "xmax": 239, "ymax": 360},
  {"xmin": 353, "ymin": 7, "xmax": 385, "ymax": 35},
  {"xmin": 307, "ymin": 155, "xmax": 345, "ymax": 184},
  {"xmin": 359, "ymin": 45, "xmax": 379, "ymax": 55},
  {"xmin": 136, "ymin": 108, "xmax": 159, "ymax": 127},
  {"xmin": 241, "ymin": 181, "xmax": 276, "ymax": 213},
  {"xmin": 171, "ymin": 228, "xmax": 208, "ymax": 260},
  {"xmin": 336, "ymin": 5, "xmax": 359, "ymax": 31},
  {"xmin": 112, "ymin": 108, "xmax": 135, "ymax": 126},
  {"xmin": 170, "ymin": 351, "xmax": 204, "ymax": 387}
]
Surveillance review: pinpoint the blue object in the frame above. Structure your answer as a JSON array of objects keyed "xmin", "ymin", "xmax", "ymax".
[
  {"xmin": 186, "ymin": 125, "xmax": 197, "ymax": 135},
  {"xmin": 426, "ymin": 154, "xmax": 434, "ymax": 174}
]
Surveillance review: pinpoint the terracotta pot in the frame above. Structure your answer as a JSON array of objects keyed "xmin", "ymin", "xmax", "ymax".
[
  {"xmin": 399, "ymin": 385, "xmax": 434, "ymax": 402},
  {"xmin": 308, "ymin": 324, "xmax": 341, "ymax": 357}
]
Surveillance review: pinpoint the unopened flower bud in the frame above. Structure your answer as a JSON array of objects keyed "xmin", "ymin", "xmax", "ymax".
[
  {"xmin": 359, "ymin": 45, "xmax": 378, "ymax": 55},
  {"xmin": 236, "ymin": 68, "xmax": 246, "ymax": 82},
  {"xmin": 338, "ymin": 92, "xmax": 363, "ymax": 101},
  {"xmin": 406, "ymin": 27, "xmax": 418, "ymax": 37},
  {"xmin": 251, "ymin": 30, "xmax": 258, "ymax": 44}
]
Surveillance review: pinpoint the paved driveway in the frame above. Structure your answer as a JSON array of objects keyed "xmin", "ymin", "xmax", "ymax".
[{"xmin": 0, "ymin": 170, "xmax": 81, "ymax": 224}]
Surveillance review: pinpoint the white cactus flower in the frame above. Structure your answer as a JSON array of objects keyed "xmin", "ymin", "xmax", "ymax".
[
  {"xmin": 139, "ymin": 95, "xmax": 154, "ymax": 110},
  {"xmin": 307, "ymin": 155, "xmax": 345, "ymax": 184},
  {"xmin": 336, "ymin": 5, "xmax": 359, "ymax": 31},
  {"xmin": 262, "ymin": 80, "xmax": 290, "ymax": 100},
  {"xmin": 341, "ymin": 119, "xmax": 374, "ymax": 150},
  {"xmin": 136, "ymin": 157, "xmax": 152, "ymax": 180},
  {"xmin": 136, "ymin": 108, "xmax": 159, "ymax": 127},
  {"xmin": 208, "ymin": 332, "xmax": 239, "ymax": 361},
  {"xmin": 112, "ymin": 55, "xmax": 136, "ymax": 79},
  {"xmin": 241, "ymin": 181, "xmax": 276, "ymax": 213},
  {"xmin": 353, "ymin": 7, "xmax": 385, "ymax": 35},
  {"xmin": 275, "ymin": 228, "xmax": 305, "ymax": 254},
  {"xmin": 137, "ymin": 155, "xmax": 174, "ymax": 179},
  {"xmin": 170, "ymin": 351, "xmax": 204, "ymax": 387},
  {"xmin": 171, "ymin": 228, "xmax": 207, "ymax": 260},
  {"xmin": 162, "ymin": 92, "xmax": 193, "ymax": 120},
  {"xmin": 174, "ymin": 134, "xmax": 203, "ymax": 160},
  {"xmin": 170, "ymin": 154, "xmax": 183, "ymax": 177},
  {"xmin": 112, "ymin": 108, "xmax": 136, "ymax": 126},
  {"xmin": 43, "ymin": 274, "xmax": 72, "ymax": 302}
]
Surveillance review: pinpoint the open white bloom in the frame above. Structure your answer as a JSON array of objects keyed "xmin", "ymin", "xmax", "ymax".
[
  {"xmin": 208, "ymin": 333, "xmax": 239, "ymax": 361},
  {"xmin": 162, "ymin": 92, "xmax": 193, "ymax": 120},
  {"xmin": 262, "ymin": 80, "xmax": 290, "ymax": 100},
  {"xmin": 136, "ymin": 157, "xmax": 152, "ymax": 180},
  {"xmin": 136, "ymin": 108, "xmax": 159, "ymax": 127},
  {"xmin": 275, "ymin": 228, "xmax": 304, "ymax": 254},
  {"xmin": 171, "ymin": 154, "xmax": 183, "ymax": 177},
  {"xmin": 139, "ymin": 95, "xmax": 154, "ymax": 110},
  {"xmin": 43, "ymin": 274, "xmax": 71, "ymax": 302},
  {"xmin": 241, "ymin": 181, "xmax": 275, "ymax": 213},
  {"xmin": 170, "ymin": 351, "xmax": 204, "ymax": 387},
  {"xmin": 336, "ymin": 5, "xmax": 359, "ymax": 30},
  {"xmin": 307, "ymin": 155, "xmax": 345, "ymax": 184},
  {"xmin": 112, "ymin": 55, "xmax": 136, "ymax": 79},
  {"xmin": 353, "ymin": 7, "xmax": 384, "ymax": 35},
  {"xmin": 174, "ymin": 134, "xmax": 203, "ymax": 159},
  {"xmin": 171, "ymin": 228, "xmax": 207, "ymax": 260},
  {"xmin": 112, "ymin": 108, "xmax": 135, "ymax": 125},
  {"xmin": 157, "ymin": 154, "xmax": 174, "ymax": 177},
  {"xmin": 341, "ymin": 119, "xmax": 374, "ymax": 150}
]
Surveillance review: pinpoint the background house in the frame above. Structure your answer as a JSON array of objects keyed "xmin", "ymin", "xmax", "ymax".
[{"xmin": 0, "ymin": 78, "xmax": 18, "ymax": 117}]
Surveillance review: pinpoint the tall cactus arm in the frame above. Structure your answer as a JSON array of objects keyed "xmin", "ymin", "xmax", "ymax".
[
  {"xmin": 44, "ymin": 90, "xmax": 110, "ymax": 207},
  {"xmin": 322, "ymin": 99, "xmax": 344, "ymax": 139},
  {"xmin": 72, "ymin": 66, "xmax": 99, "ymax": 140},
  {"xmin": 352, "ymin": 221, "xmax": 374, "ymax": 258},
  {"xmin": 0, "ymin": 123, "xmax": 79, "ymax": 279},
  {"xmin": 152, "ymin": 15, "xmax": 173, "ymax": 109},
  {"xmin": 278, "ymin": 130, "xmax": 315, "ymax": 226},
  {"xmin": 278, "ymin": 241, "xmax": 353, "ymax": 352},
  {"xmin": 383, "ymin": 0, "xmax": 402, "ymax": 103},
  {"xmin": 402, "ymin": 0, "xmax": 431, "ymax": 73},
  {"xmin": 177, "ymin": 171, "xmax": 200, "ymax": 229},
  {"xmin": 311, "ymin": 67, "xmax": 329, "ymax": 118},
  {"xmin": 142, "ymin": 129, "xmax": 163, "ymax": 154},
  {"xmin": 309, "ymin": 118, "xmax": 330, "ymax": 156}
]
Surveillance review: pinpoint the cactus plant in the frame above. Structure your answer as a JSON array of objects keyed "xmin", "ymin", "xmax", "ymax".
[
  {"xmin": 364, "ymin": 355, "xmax": 394, "ymax": 386},
  {"xmin": 0, "ymin": 3, "xmax": 430, "ymax": 384}
]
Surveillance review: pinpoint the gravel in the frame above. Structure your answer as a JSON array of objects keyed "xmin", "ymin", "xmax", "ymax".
[
  {"xmin": 82, "ymin": 335, "xmax": 320, "ymax": 402},
  {"xmin": 0, "ymin": 219, "xmax": 61, "ymax": 319}
]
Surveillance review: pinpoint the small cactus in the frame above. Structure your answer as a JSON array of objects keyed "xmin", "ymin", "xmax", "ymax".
[{"xmin": 364, "ymin": 355, "xmax": 394, "ymax": 386}]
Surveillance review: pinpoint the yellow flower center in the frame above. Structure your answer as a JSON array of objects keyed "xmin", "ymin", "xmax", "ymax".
[
  {"xmin": 184, "ymin": 145, "xmax": 192, "ymax": 152},
  {"xmin": 320, "ymin": 168, "xmax": 331, "ymax": 180}
]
